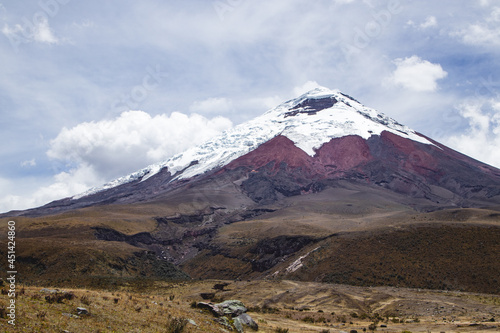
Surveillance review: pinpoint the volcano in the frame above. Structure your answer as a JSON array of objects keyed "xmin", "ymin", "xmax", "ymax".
[
  {"xmin": 2, "ymin": 87, "xmax": 500, "ymax": 293},
  {"xmin": 12, "ymin": 87, "xmax": 500, "ymax": 215}
]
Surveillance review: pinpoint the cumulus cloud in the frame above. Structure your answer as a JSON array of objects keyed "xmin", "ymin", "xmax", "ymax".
[
  {"xmin": 48, "ymin": 110, "xmax": 233, "ymax": 179},
  {"xmin": 445, "ymin": 99, "xmax": 500, "ymax": 168},
  {"xmin": 453, "ymin": 6, "xmax": 500, "ymax": 46},
  {"xmin": 0, "ymin": 110, "xmax": 233, "ymax": 212},
  {"xmin": 0, "ymin": 165, "xmax": 102, "ymax": 213},
  {"xmin": 388, "ymin": 56, "xmax": 448, "ymax": 92}
]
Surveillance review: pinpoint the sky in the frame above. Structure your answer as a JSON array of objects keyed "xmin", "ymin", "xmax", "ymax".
[{"xmin": 1, "ymin": 0, "xmax": 499, "ymax": 213}]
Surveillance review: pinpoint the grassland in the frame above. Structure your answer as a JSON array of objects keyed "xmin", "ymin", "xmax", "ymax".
[{"xmin": 1, "ymin": 280, "xmax": 499, "ymax": 332}]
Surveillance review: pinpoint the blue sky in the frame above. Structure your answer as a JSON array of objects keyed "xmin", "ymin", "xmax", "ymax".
[{"xmin": 1, "ymin": 0, "xmax": 499, "ymax": 212}]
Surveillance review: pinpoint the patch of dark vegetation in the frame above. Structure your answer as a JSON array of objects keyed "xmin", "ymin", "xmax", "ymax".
[
  {"xmin": 155, "ymin": 213, "xmax": 206, "ymax": 225},
  {"xmin": 92, "ymin": 227, "xmax": 156, "ymax": 246},
  {"xmin": 165, "ymin": 316, "xmax": 188, "ymax": 333},
  {"xmin": 240, "ymin": 208, "xmax": 277, "ymax": 219},
  {"xmin": 44, "ymin": 291, "xmax": 75, "ymax": 304},
  {"xmin": 291, "ymin": 224, "xmax": 500, "ymax": 294},
  {"xmin": 249, "ymin": 236, "xmax": 318, "ymax": 272},
  {"xmin": 2, "ymin": 248, "xmax": 190, "ymax": 288}
]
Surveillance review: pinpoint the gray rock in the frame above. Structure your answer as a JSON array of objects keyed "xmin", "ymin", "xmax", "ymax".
[
  {"xmin": 40, "ymin": 288, "xmax": 60, "ymax": 294},
  {"xmin": 233, "ymin": 316, "xmax": 244, "ymax": 333},
  {"xmin": 215, "ymin": 300, "xmax": 247, "ymax": 317},
  {"xmin": 188, "ymin": 319, "xmax": 197, "ymax": 326},
  {"xmin": 214, "ymin": 316, "xmax": 233, "ymax": 330},
  {"xmin": 197, "ymin": 302, "xmax": 224, "ymax": 316},
  {"xmin": 236, "ymin": 313, "xmax": 258, "ymax": 331},
  {"xmin": 62, "ymin": 313, "xmax": 80, "ymax": 319},
  {"xmin": 76, "ymin": 307, "xmax": 89, "ymax": 315}
]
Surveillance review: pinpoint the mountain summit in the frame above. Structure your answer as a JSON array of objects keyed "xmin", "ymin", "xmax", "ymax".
[
  {"xmin": 77, "ymin": 87, "xmax": 433, "ymax": 195},
  {"xmin": 3, "ymin": 88, "xmax": 500, "ymax": 293}
]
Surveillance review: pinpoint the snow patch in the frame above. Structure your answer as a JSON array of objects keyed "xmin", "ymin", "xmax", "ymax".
[{"xmin": 286, "ymin": 247, "xmax": 320, "ymax": 273}]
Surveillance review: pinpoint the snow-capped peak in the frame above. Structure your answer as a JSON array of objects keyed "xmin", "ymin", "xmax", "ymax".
[{"xmin": 73, "ymin": 88, "xmax": 433, "ymax": 199}]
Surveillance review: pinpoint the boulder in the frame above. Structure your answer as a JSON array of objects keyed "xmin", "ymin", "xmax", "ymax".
[
  {"xmin": 236, "ymin": 313, "xmax": 258, "ymax": 331},
  {"xmin": 214, "ymin": 316, "xmax": 233, "ymax": 330},
  {"xmin": 233, "ymin": 316, "xmax": 244, "ymax": 333},
  {"xmin": 76, "ymin": 307, "xmax": 89, "ymax": 315},
  {"xmin": 197, "ymin": 302, "xmax": 224, "ymax": 316},
  {"xmin": 200, "ymin": 299, "xmax": 258, "ymax": 332},
  {"xmin": 216, "ymin": 300, "xmax": 247, "ymax": 317}
]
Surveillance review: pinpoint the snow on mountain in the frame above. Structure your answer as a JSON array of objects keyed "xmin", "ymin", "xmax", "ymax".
[{"xmin": 74, "ymin": 87, "xmax": 433, "ymax": 199}]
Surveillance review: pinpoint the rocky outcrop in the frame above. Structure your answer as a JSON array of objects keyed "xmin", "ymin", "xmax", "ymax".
[{"xmin": 197, "ymin": 300, "xmax": 258, "ymax": 332}]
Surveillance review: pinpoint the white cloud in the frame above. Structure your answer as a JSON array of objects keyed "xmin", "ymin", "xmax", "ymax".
[
  {"xmin": 47, "ymin": 110, "xmax": 233, "ymax": 179},
  {"xmin": 407, "ymin": 16, "xmax": 438, "ymax": 29},
  {"xmin": 0, "ymin": 165, "xmax": 102, "ymax": 213},
  {"xmin": 388, "ymin": 56, "xmax": 448, "ymax": 92},
  {"xmin": 20, "ymin": 158, "xmax": 36, "ymax": 167},
  {"xmin": 458, "ymin": 24, "xmax": 500, "ymax": 46},
  {"xmin": 445, "ymin": 100, "xmax": 500, "ymax": 168},
  {"xmin": 2, "ymin": 16, "xmax": 59, "ymax": 45},
  {"xmin": 293, "ymin": 81, "xmax": 323, "ymax": 96},
  {"xmin": 190, "ymin": 97, "xmax": 233, "ymax": 114},
  {"xmin": 453, "ymin": 6, "xmax": 500, "ymax": 46},
  {"xmin": 420, "ymin": 16, "xmax": 437, "ymax": 29},
  {"xmin": 1, "ymin": 110, "xmax": 233, "ymax": 212},
  {"xmin": 34, "ymin": 16, "xmax": 58, "ymax": 44}
]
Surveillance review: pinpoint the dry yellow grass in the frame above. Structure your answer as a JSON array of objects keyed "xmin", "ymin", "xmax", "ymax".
[{"xmin": 1, "ymin": 280, "xmax": 498, "ymax": 332}]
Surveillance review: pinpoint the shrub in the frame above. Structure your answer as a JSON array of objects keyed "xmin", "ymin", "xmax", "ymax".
[
  {"xmin": 166, "ymin": 317, "xmax": 188, "ymax": 333},
  {"xmin": 45, "ymin": 292, "xmax": 75, "ymax": 304},
  {"xmin": 274, "ymin": 328, "xmax": 289, "ymax": 333},
  {"xmin": 0, "ymin": 307, "xmax": 7, "ymax": 319},
  {"xmin": 359, "ymin": 313, "xmax": 369, "ymax": 320},
  {"xmin": 80, "ymin": 295, "xmax": 91, "ymax": 305}
]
